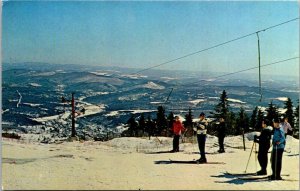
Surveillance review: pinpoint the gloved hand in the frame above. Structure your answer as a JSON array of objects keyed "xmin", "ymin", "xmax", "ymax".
[
  {"xmin": 253, "ymin": 135, "xmax": 258, "ymax": 143},
  {"xmin": 199, "ymin": 125, "xmax": 205, "ymax": 129}
]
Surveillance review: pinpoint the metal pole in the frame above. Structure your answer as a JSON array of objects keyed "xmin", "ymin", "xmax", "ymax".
[
  {"xmin": 165, "ymin": 88, "xmax": 174, "ymax": 103},
  {"xmin": 256, "ymin": 32, "xmax": 262, "ymax": 102},
  {"xmin": 71, "ymin": 92, "xmax": 76, "ymax": 137}
]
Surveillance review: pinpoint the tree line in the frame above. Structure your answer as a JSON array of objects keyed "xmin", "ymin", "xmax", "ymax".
[{"xmin": 122, "ymin": 90, "xmax": 299, "ymax": 139}]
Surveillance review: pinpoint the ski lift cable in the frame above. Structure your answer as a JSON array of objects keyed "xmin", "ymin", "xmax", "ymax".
[
  {"xmin": 114, "ymin": 18, "xmax": 298, "ymax": 112},
  {"xmin": 127, "ymin": 18, "xmax": 298, "ymax": 108},
  {"xmin": 135, "ymin": 56, "xmax": 298, "ymax": 112},
  {"xmin": 131, "ymin": 18, "xmax": 299, "ymax": 75},
  {"xmin": 156, "ymin": 56, "xmax": 298, "ymax": 104},
  {"xmin": 183, "ymin": 56, "xmax": 299, "ymax": 87}
]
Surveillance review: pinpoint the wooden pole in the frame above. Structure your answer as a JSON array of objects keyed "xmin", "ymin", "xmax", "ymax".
[{"xmin": 242, "ymin": 128, "xmax": 246, "ymax": 151}]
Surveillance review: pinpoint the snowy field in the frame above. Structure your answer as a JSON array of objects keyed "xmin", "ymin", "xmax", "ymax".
[{"xmin": 2, "ymin": 134, "xmax": 299, "ymax": 190}]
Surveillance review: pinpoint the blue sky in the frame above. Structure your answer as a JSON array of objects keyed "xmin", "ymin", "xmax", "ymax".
[{"xmin": 2, "ymin": 1, "xmax": 299, "ymax": 76}]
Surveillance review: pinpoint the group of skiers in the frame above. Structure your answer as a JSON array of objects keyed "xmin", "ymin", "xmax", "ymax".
[
  {"xmin": 170, "ymin": 113, "xmax": 292, "ymax": 180},
  {"xmin": 255, "ymin": 116, "xmax": 292, "ymax": 180},
  {"xmin": 171, "ymin": 112, "xmax": 225, "ymax": 163}
]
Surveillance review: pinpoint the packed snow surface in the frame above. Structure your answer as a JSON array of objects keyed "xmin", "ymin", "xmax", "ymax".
[{"xmin": 2, "ymin": 133, "xmax": 299, "ymax": 190}]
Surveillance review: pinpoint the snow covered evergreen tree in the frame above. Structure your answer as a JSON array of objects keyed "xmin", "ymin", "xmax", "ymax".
[
  {"xmin": 226, "ymin": 111, "xmax": 236, "ymax": 135},
  {"xmin": 146, "ymin": 115, "xmax": 155, "ymax": 139},
  {"xmin": 236, "ymin": 107, "xmax": 249, "ymax": 135},
  {"xmin": 184, "ymin": 108, "xmax": 193, "ymax": 136},
  {"xmin": 127, "ymin": 115, "xmax": 138, "ymax": 136},
  {"xmin": 211, "ymin": 90, "xmax": 234, "ymax": 134},
  {"xmin": 250, "ymin": 106, "xmax": 258, "ymax": 131},
  {"xmin": 256, "ymin": 108, "xmax": 264, "ymax": 131},
  {"xmin": 284, "ymin": 97, "xmax": 294, "ymax": 129},
  {"xmin": 214, "ymin": 90, "xmax": 229, "ymax": 118},
  {"xmin": 138, "ymin": 113, "xmax": 146, "ymax": 136},
  {"xmin": 156, "ymin": 106, "xmax": 168, "ymax": 136},
  {"xmin": 167, "ymin": 112, "xmax": 175, "ymax": 137},
  {"xmin": 266, "ymin": 101, "xmax": 279, "ymax": 122}
]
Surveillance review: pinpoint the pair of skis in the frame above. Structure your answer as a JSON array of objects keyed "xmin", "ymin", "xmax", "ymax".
[
  {"xmin": 155, "ymin": 159, "xmax": 225, "ymax": 165},
  {"xmin": 169, "ymin": 159, "xmax": 225, "ymax": 164},
  {"xmin": 225, "ymin": 172, "xmax": 295, "ymax": 181}
]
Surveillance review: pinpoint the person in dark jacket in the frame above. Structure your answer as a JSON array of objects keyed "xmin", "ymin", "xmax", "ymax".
[
  {"xmin": 171, "ymin": 116, "xmax": 185, "ymax": 152},
  {"xmin": 217, "ymin": 117, "xmax": 226, "ymax": 153},
  {"xmin": 270, "ymin": 118, "xmax": 286, "ymax": 180},
  {"xmin": 254, "ymin": 119, "xmax": 273, "ymax": 175}
]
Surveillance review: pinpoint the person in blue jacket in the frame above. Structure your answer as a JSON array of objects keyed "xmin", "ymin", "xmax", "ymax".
[{"xmin": 270, "ymin": 118, "xmax": 286, "ymax": 180}]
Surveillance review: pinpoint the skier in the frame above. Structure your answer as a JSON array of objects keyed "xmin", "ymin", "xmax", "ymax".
[
  {"xmin": 216, "ymin": 116, "xmax": 226, "ymax": 153},
  {"xmin": 280, "ymin": 116, "xmax": 293, "ymax": 152},
  {"xmin": 270, "ymin": 118, "xmax": 285, "ymax": 180},
  {"xmin": 254, "ymin": 119, "xmax": 273, "ymax": 175},
  {"xmin": 193, "ymin": 112, "xmax": 208, "ymax": 163},
  {"xmin": 171, "ymin": 116, "xmax": 185, "ymax": 152},
  {"xmin": 280, "ymin": 116, "xmax": 292, "ymax": 138}
]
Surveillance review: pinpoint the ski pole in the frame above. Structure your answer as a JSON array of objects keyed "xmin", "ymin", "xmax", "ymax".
[
  {"xmin": 275, "ymin": 144, "xmax": 278, "ymax": 179},
  {"xmin": 155, "ymin": 136, "xmax": 162, "ymax": 144},
  {"xmin": 245, "ymin": 141, "xmax": 255, "ymax": 173},
  {"xmin": 254, "ymin": 142, "xmax": 257, "ymax": 173},
  {"xmin": 192, "ymin": 133, "xmax": 197, "ymax": 154},
  {"xmin": 181, "ymin": 129, "xmax": 187, "ymax": 143}
]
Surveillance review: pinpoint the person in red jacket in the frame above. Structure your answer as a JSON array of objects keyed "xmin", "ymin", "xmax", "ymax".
[{"xmin": 171, "ymin": 116, "xmax": 185, "ymax": 152}]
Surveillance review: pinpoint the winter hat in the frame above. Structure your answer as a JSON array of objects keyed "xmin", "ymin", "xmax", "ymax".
[{"xmin": 199, "ymin": 112, "xmax": 205, "ymax": 117}]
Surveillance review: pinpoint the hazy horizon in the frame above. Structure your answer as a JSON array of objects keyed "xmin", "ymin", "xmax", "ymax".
[{"xmin": 3, "ymin": 61, "xmax": 299, "ymax": 82}]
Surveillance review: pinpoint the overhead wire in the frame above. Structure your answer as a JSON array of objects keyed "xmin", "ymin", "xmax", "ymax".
[
  {"xmin": 160, "ymin": 56, "xmax": 299, "ymax": 108},
  {"xmin": 117, "ymin": 56, "xmax": 299, "ymax": 112},
  {"xmin": 131, "ymin": 17, "xmax": 299, "ymax": 75},
  {"xmin": 114, "ymin": 18, "xmax": 299, "ymax": 111},
  {"xmin": 181, "ymin": 56, "xmax": 299, "ymax": 87}
]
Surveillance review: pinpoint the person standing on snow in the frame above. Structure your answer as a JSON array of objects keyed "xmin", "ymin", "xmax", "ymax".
[
  {"xmin": 193, "ymin": 112, "xmax": 208, "ymax": 163},
  {"xmin": 280, "ymin": 116, "xmax": 292, "ymax": 138},
  {"xmin": 270, "ymin": 118, "xmax": 285, "ymax": 180},
  {"xmin": 254, "ymin": 119, "xmax": 273, "ymax": 175},
  {"xmin": 217, "ymin": 117, "xmax": 226, "ymax": 153},
  {"xmin": 171, "ymin": 116, "xmax": 185, "ymax": 152},
  {"xmin": 280, "ymin": 116, "xmax": 293, "ymax": 152}
]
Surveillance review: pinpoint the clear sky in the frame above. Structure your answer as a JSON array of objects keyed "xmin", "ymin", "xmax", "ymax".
[{"xmin": 2, "ymin": 1, "xmax": 299, "ymax": 76}]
